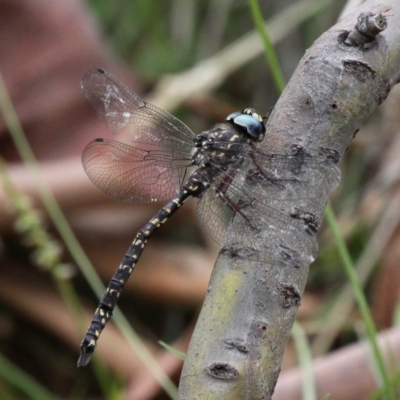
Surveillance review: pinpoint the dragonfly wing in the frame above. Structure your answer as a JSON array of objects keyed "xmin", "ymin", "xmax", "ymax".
[
  {"xmin": 248, "ymin": 147, "xmax": 341, "ymax": 189},
  {"xmin": 81, "ymin": 69, "xmax": 195, "ymax": 152},
  {"xmin": 196, "ymin": 144, "xmax": 338, "ymax": 247},
  {"xmin": 82, "ymin": 138, "xmax": 190, "ymax": 203},
  {"xmin": 206, "ymin": 141, "xmax": 340, "ymax": 198},
  {"xmin": 196, "ymin": 186, "xmax": 234, "ymax": 245}
]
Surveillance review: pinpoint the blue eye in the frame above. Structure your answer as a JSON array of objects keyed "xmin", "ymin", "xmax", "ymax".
[{"xmin": 226, "ymin": 110, "xmax": 265, "ymax": 139}]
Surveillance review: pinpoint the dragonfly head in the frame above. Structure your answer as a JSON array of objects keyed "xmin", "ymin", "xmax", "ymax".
[{"xmin": 226, "ymin": 108, "xmax": 266, "ymax": 141}]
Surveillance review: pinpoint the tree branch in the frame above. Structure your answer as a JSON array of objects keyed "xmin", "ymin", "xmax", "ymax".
[{"xmin": 178, "ymin": 0, "xmax": 400, "ymax": 398}]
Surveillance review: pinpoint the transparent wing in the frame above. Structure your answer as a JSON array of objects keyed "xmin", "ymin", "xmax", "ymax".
[
  {"xmin": 81, "ymin": 68, "xmax": 195, "ymax": 153},
  {"xmin": 196, "ymin": 169, "xmax": 301, "ymax": 246},
  {"xmin": 196, "ymin": 144, "xmax": 340, "ymax": 244},
  {"xmin": 82, "ymin": 138, "xmax": 191, "ymax": 203},
  {"xmin": 196, "ymin": 187, "xmax": 234, "ymax": 244},
  {"xmin": 247, "ymin": 147, "xmax": 340, "ymax": 189},
  {"xmin": 206, "ymin": 140, "xmax": 340, "ymax": 190}
]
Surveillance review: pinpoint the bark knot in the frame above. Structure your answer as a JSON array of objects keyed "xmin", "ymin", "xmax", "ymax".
[
  {"xmin": 278, "ymin": 283, "xmax": 301, "ymax": 308},
  {"xmin": 343, "ymin": 60, "xmax": 376, "ymax": 83},
  {"xmin": 206, "ymin": 363, "xmax": 239, "ymax": 381}
]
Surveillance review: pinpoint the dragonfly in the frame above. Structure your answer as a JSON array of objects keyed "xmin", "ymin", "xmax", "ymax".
[{"xmin": 77, "ymin": 68, "xmax": 339, "ymax": 367}]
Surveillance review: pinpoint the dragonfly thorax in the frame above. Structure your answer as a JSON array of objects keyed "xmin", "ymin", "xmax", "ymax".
[{"xmin": 191, "ymin": 124, "xmax": 252, "ymax": 169}]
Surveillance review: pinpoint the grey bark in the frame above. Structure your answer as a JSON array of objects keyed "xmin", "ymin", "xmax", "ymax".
[{"xmin": 178, "ymin": 0, "xmax": 400, "ymax": 399}]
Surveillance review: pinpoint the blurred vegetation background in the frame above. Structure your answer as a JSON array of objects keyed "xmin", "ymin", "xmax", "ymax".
[{"xmin": 1, "ymin": 0, "xmax": 400, "ymax": 399}]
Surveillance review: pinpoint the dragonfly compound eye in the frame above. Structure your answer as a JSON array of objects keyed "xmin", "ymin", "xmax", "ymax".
[{"xmin": 226, "ymin": 110, "xmax": 266, "ymax": 139}]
